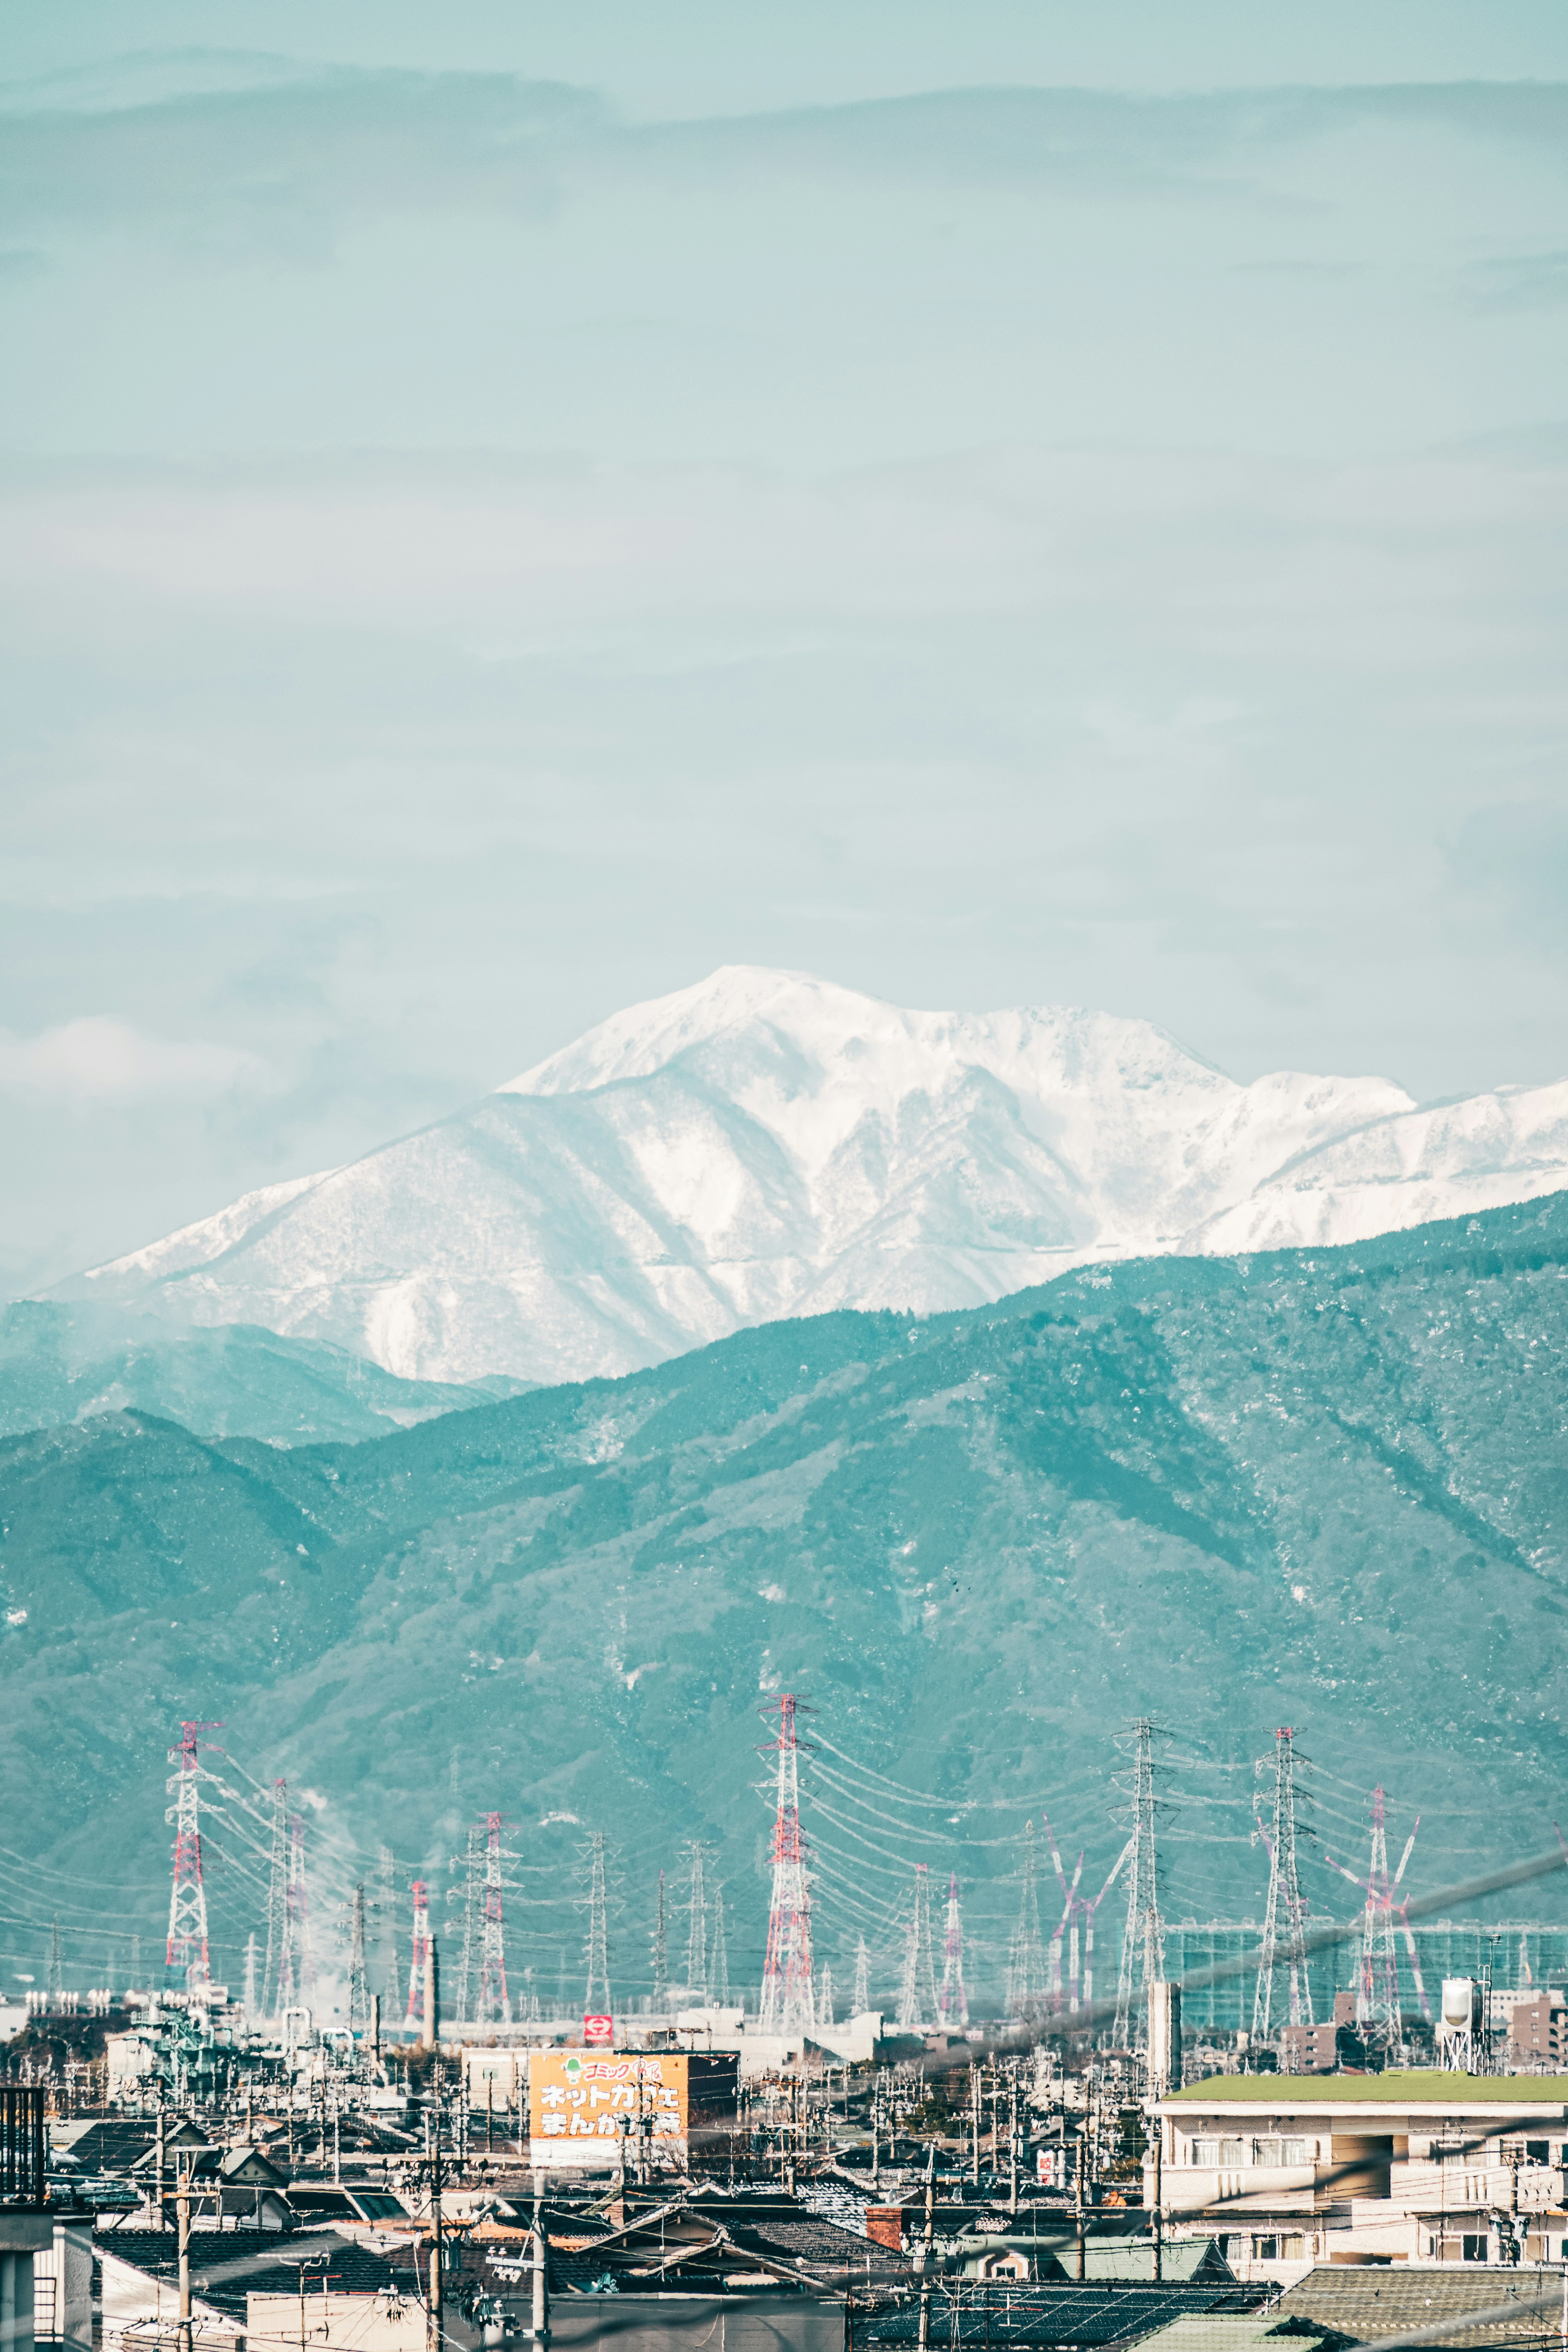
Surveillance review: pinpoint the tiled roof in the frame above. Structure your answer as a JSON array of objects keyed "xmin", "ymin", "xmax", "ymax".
[
  {"xmin": 1136, "ymin": 2321, "xmax": 1331, "ymax": 2352},
  {"xmin": 95, "ymin": 2228, "xmax": 420, "ymax": 2323},
  {"xmin": 863, "ymin": 2281, "xmax": 1265, "ymax": 2345},
  {"xmin": 1274, "ymin": 2264, "xmax": 1557, "ymax": 2347}
]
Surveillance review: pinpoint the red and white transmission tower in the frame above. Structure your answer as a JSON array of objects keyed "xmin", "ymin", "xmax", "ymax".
[
  {"xmin": 477, "ymin": 1813, "xmax": 512, "ymax": 2025},
  {"xmin": 758, "ymin": 1694, "xmax": 815, "ymax": 2034},
  {"xmin": 403, "ymin": 1880, "xmax": 431, "ymax": 2031},
  {"xmin": 938, "ymin": 1871, "xmax": 968, "ymax": 2028},
  {"xmin": 165, "ymin": 1720, "xmax": 223, "ymax": 1987},
  {"xmin": 1326, "ymin": 1786, "xmax": 1428, "ymax": 2043}
]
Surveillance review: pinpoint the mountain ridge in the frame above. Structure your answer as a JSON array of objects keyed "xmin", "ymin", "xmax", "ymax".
[
  {"xmin": 5, "ymin": 1189, "xmax": 1567, "ymax": 2007},
  {"xmin": 57, "ymin": 967, "xmax": 1568, "ymax": 1386}
]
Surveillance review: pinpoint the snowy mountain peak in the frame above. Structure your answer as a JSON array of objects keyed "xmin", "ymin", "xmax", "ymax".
[{"xmin": 67, "ymin": 970, "xmax": 1568, "ymax": 1387}]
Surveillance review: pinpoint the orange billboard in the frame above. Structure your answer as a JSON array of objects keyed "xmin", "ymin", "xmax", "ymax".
[{"xmin": 527, "ymin": 2049, "xmax": 737, "ymax": 2172}]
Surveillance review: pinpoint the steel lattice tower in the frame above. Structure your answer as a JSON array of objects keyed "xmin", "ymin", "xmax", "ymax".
[
  {"xmin": 402, "ymin": 1879, "xmax": 431, "ymax": 2031},
  {"xmin": 1361, "ymin": 1788, "xmax": 1403, "ymax": 2041},
  {"xmin": 853, "ymin": 1936, "xmax": 870, "ymax": 2015},
  {"xmin": 281, "ymin": 1813, "xmax": 315, "ymax": 2002},
  {"xmin": 477, "ymin": 1813, "xmax": 512, "ymax": 2025},
  {"xmin": 451, "ymin": 1826, "xmax": 481, "ymax": 2023},
  {"xmin": 898, "ymin": 1862, "xmax": 939, "ymax": 2029},
  {"xmin": 584, "ymin": 1832, "xmax": 612, "ymax": 2016},
  {"xmin": 164, "ymin": 1720, "xmax": 222, "ymax": 1986},
  {"xmin": 939, "ymin": 1871, "xmax": 969, "ymax": 2028},
  {"xmin": 262, "ymin": 1780, "xmax": 287, "ymax": 2016},
  {"xmin": 1007, "ymin": 1821, "xmax": 1047, "ymax": 2018},
  {"xmin": 651, "ymin": 1869, "xmax": 670, "ymax": 2010},
  {"xmin": 48, "ymin": 1920, "xmax": 62, "ymax": 2004},
  {"xmin": 242, "ymin": 1933, "xmax": 258, "ymax": 2016},
  {"xmin": 710, "ymin": 1883, "xmax": 730, "ymax": 2006},
  {"xmin": 378, "ymin": 1845, "xmax": 402, "ymax": 2016},
  {"xmin": 1113, "ymin": 1717, "xmax": 1166, "ymax": 2046},
  {"xmin": 818, "ymin": 1964, "xmax": 835, "ymax": 2026},
  {"xmin": 1252, "ymin": 1727, "xmax": 1314, "ymax": 2037},
  {"xmin": 1326, "ymin": 1787, "xmax": 1420, "ymax": 2047},
  {"xmin": 348, "ymin": 1887, "xmax": 369, "ymax": 2031},
  {"xmin": 758, "ymin": 1693, "xmax": 815, "ymax": 2033},
  {"xmin": 684, "ymin": 1843, "xmax": 708, "ymax": 2002}
]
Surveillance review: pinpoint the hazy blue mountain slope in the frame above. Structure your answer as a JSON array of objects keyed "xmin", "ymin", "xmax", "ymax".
[
  {"xmin": 2, "ymin": 1192, "xmax": 1566, "ymax": 2009},
  {"xmin": 0, "ymin": 1301, "xmax": 519, "ymax": 1443}
]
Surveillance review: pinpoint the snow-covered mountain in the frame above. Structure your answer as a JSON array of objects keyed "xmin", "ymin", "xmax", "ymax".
[{"xmin": 64, "ymin": 967, "xmax": 1568, "ymax": 1386}]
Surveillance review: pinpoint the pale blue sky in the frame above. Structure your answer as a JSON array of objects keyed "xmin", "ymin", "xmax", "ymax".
[{"xmin": 3, "ymin": 4, "xmax": 1568, "ymax": 1288}]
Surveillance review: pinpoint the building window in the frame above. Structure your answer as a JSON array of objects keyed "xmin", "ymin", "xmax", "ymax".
[
  {"xmin": 1253, "ymin": 2237, "xmax": 1279, "ymax": 2261},
  {"xmin": 1255, "ymin": 2138, "xmax": 1281, "ymax": 2166},
  {"xmin": 1281, "ymin": 2235, "xmax": 1305, "ymax": 2259},
  {"xmin": 1191, "ymin": 2140, "xmax": 1219, "ymax": 2166},
  {"xmin": 1220, "ymin": 2139, "xmax": 1249, "ymax": 2166},
  {"xmin": 1526, "ymin": 2141, "xmax": 1550, "ymax": 2163},
  {"xmin": 1462, "ymin": 2236, "xmax": 1488, "ymax": 2263},
  {"xmin": 1282, "ymin": 2138, "xmax": 1308, "ymax": 2164}
]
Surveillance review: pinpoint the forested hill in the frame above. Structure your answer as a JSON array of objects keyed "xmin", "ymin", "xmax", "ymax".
[{"xmin": 2, "ymin": 1190, "xmax": 1564, "ymax": 2009}]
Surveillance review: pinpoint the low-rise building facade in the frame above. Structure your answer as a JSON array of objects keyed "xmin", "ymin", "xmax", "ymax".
[{"xmin": 1156, "ymin": 2071, "xmax": 1568, "ymax": 2286}]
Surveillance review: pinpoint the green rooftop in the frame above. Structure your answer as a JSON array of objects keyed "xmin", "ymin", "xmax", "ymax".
[{"xmin": 1166, "ymin": 2071, "xmax": 1568, "ymax": 2104}]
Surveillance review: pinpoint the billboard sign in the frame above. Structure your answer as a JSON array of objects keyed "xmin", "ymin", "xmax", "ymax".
[
  {"xmin": 583, "ymin": 2014, "xmax": 613, "ymax": 2045},
  {"xmin": 526, "ymin": 2050, "xmax": 737, "ymax": 2172}
]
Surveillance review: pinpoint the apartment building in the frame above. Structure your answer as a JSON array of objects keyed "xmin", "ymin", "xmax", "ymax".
[{"xmin": 1154, "ymin": 2071, "xmax": 1568, "ymax": 2287}]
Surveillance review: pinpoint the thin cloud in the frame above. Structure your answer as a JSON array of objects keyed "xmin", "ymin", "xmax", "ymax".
[
  {"xmin": 0, "ymin": 66, "xmax": 1565, "ymax": 258},
  {"xmin": 0, "ymin": 1016, "xmax": 269, "ymax": 1101}
]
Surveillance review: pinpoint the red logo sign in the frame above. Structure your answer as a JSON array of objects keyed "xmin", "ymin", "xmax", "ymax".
[{"xmin": 583, "ymin": 2013, "xmax": 613, "ymax": 2045}]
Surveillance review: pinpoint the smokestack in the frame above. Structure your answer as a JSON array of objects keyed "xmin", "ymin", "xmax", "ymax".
[{"xmin": 423, "ymin": 1933, "xmax": 440, "ymax": 2049}]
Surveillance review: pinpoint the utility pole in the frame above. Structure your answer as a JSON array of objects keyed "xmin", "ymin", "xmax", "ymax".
[
  {"xmin": 1151, "ymin": 2112, "xmax": 1163, "ymax": 2282},
  {"xmin": 1074, "ymin": 2081, "xmax": 1087, "ymax": 2280},
  {"xmin": 1008, "ymin": 2067, "xmax": 1019, "ymax": 2216},
  {"xmin": 425, "ymin": 2105, "xmax": 445, "ymax": 2352},
  {"xmin": 969, "ymin": 2062, "xmax": 980, "ymax": 2187},
  {"xmin": 529, "ymin": 2173, "xmax": 550, "ymax": 2349},
  {"xmin": 915, "ymin": 2145, "xmax": 936, "ymax": 2352},
  {"xmin": 176, "ymin": 2156, "xmax": 193, "ymax": 2352}
]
